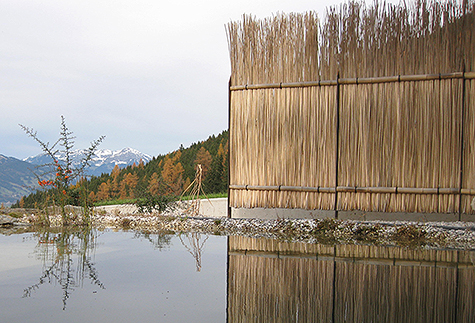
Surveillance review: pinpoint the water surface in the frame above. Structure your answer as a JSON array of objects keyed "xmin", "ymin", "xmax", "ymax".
[
  {"xmin": 0, "ymin": 229, "xmax": 226, "ymax": 322},
  {"xmin": 1, "ymin": 228, "xmax": 475, "ymax": 322}
]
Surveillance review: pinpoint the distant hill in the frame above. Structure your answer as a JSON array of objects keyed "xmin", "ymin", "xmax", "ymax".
[
  {"xmin": 0, "ymin": 155, "xmax": 37, "ymax": 206},
  {"xmin": 24, "ymin": 148, "xmax": 152, "ymax": 177}
]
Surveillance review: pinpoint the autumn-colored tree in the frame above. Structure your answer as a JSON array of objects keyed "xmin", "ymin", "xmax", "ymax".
[
  {"xmin": 118, "ymin": 173, "xmax": 139, "ymax": 199},
  {"xmin": 119, "ymin": 181, "xmax": 128, "ymax": 200},
  {"xmin": 125, "ymin": 173, "xmax": 138, "ymax": 198},
  {"xmin": 183, "ymin": 177, "xmax": 191, "ymax": 193},
  {"xmin": 219, "ymin": 142, "xmax": 228, "ymax": 165},
  {"xmin": 111, "ymin": 164, "xmax": 121, "ymax": 178},
  {"xmin": 110, "ymin": 165, "xmax": 121, "ymax": 198},
  {"xmin": 194, "ymin": 147, "xmax": 212, "ymax": 180},
  {"xmin": 88, "ymin": 191, "xmax": 96, "ymax": 203},
  {"xmin": 161, "ymin": 151, "xmax": 184, "ymax": 195},
  {"xmin": 148, "ymin": 172, "xmax": 162, "ymax": 196},
  {"xmin": 19, "ymin": 197, "xmax": 25, "ymax": 208},
  {"xmin": 219, "ymin": 141, "xmax": 229, "ymax": 184},
  {"xmin": 97, "ymin": 181, "xmax": 111, "ymax": 201}
]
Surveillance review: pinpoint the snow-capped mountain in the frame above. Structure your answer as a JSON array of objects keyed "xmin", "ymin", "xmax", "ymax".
[{"xmin": 24, "ymin": 148, "xmax": 152, "ymax": 176}]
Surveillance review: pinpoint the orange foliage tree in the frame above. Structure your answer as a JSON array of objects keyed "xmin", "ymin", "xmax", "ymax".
[
  {"xmin": 161, "ymin": 151, "xmax": 184, "ymax": 195},
  {"xmin": 96, "ymin": 181, "xmax": 111, "ymax": 201},
  {"xmin": 194, "ymin": 147, "xmax": 212, "ymax": 180},
  {"xmin": 119, "ymin": 173, "xmax": 139, "ymax": 199}
]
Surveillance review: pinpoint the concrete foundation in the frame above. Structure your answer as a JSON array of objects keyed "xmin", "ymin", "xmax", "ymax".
[
  {"xmin": 230, "ymin": 204, "xmax": 475, "ymax": 222},
  {"xmin": 199, "ymin": 198, "xmax": 475, "ymax": 222},
  {"xmin": 198, "ymin": 198, "xmax": 228, "ymax": 218}
]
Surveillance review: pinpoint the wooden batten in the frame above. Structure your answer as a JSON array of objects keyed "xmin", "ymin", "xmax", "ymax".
[
  {"xmin": 230, "ymin": 72, "xmax": 472, "ymax": 92},
  {"xmin": 230, "ymin": 185, "xmax": 475, "ymax": 195}
]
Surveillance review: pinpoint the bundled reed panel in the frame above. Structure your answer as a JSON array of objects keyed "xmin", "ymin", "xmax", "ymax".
[
  {"xmin": 227, "ymin": 0, "xmax": 475, "ymax": 215},
  {"xmin": 338, "ymin": 79, "xmax": 463, "ymax": 213},
  {"xmin": 230, "ymin": 86, "xmax": 337, "ymax": 209},
  {"xmin": 462, "ymin": 79, "xmax": 475, "ymax": 213}
]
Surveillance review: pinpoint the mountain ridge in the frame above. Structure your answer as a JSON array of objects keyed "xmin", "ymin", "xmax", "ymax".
[
  {"xmin": 24, "ymin": 147, "xmax": 152, "ymax": 176},
  {"xmin": 0, "ymin": 148, "xmax": 152, "ymax": 205}
]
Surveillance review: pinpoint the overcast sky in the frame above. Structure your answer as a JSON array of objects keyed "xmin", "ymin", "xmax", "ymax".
[{"xmin": 1, "ymin": 0, "xmax": 343, "ymax": 160}]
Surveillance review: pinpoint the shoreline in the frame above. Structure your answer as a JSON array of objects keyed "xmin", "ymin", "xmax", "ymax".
[{"xmin": 3, "ymin": 204, "xmax": 475, "ymax": 250}]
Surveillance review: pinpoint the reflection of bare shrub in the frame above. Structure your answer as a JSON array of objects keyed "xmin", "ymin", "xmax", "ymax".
[
  {"xmin": 310, "ymin": 218, "xmax": 338, "ymax": 235},
  {"xmin": 120, "ymin": 217, "xmax": 132, "ymax": 229},
  {"xmin": 393, "ymin": 225, "xmax": 427, "ymax": 246},
  {"xmin": 133, "ymin": 231, "xmax": 172, "ymax": 250},
  {"xmin": 354, "ymin": 225, "xmax": 381, "ymax": 242},
  {"xmin": 273, "ymin": 219, "xmax": 298, "ymax": 235},
  {"xmin": 179, "ymin": 232, "xmax": 208, "ymax": 272},
  {"xmin": 23, "ymin": 228, "xmax": 105, "ymax": 310},
  {"xmin": 307, "ymin": 218, "xmax": 340, "ymax": 244}
]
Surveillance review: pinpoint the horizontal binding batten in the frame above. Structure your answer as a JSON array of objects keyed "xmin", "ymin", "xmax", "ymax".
[
  {"xmin": 280, "ymin": 186, "xmax": 319, "ymax": 192},
  {"xmin": 356, "ymin": 187, "xmax": 397, "ymax": 193},
  {"xmin": 337, "ymin": 186, "xmax": 357, "ymax": 192},
  {"xmin": 247, "ymin": 185, "xmax": 279, "ymax": 191},
  {"xmin": 247, "ymin": 83, "xmax": 280, "ymax": 90},
  {"xmin": 318, "ymin": 187, "xmax": 337, "ymax": 193},
  {"xmin": 285, "ymin": 81, "xmax": 321, "ymax": 88},
  {"xmin": 229, "ymin": 184, "xmax": 247, "ymax": 190},
  {"xmin": 465, "ymin": 71, "xmax": 475, "ymax": 79},
  {"xmin": 354, "ymin": 76, "xmax": 400, "ymax": 84},
  {"xmin": 461, "ymin": 188, "xmax": 475, "ymax": 195},
  {"xmin": 439, "ymin": 188, "xmax": 460, "ymax": 194},
  {"xmin": 399, "ymin": 74, "xmax": 440, "ymax": 82},
  {"xmin": 397, "ymin": 187, "xmax": 438, "ymax": 194},
  {"xmin": 229, "ymin": 185, "xmax": 475, "ymax": 195},
  {"xmin": 230, "ymin": 71, "xmax": 471, "ymax": 91}
]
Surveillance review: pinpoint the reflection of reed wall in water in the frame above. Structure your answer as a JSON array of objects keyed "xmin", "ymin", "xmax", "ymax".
[
  {"xmin": 228, "ymin": 236, "xmax": 475, "ymax": 322},
  {"xmin": 227, "ymin": 1, "xmax": 475, "ymax": 215},
  {"xmin": 228, "ymin": 255, "xmax": 334, "ymax": 322}
]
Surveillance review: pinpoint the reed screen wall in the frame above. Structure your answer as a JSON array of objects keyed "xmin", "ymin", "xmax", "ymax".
[
  {"xmin": 227, "ymin": 0, "xmax": 475, "ymax": 214},
  {"xmin": 228, "ymin": 236, "xmax": 475, "ymax": 322}
]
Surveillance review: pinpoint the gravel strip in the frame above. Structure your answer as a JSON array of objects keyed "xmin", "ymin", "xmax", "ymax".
[
  {"xmin": 15, "ymin": 206, "xmax": 475, "ymax": 250},
  {"xmin": 90, "ymin": 214, "xmax": 475, "ymax": 250}
]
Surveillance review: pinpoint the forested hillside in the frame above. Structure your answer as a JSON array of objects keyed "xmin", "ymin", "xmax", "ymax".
[{"xmin": 15, "ymin": 130, "xmax": 228, "ymax": 208}]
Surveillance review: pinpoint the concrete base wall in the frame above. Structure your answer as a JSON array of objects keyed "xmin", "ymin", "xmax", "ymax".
[
  {"xmin": 231, "ymin": 206, "xmax": 475, "ymax": 222},
  {"xmin": 199, "ymin": 198, "xmax": 475, "ymax": 222},
  {"xmin": 198, "ymin": 198, "xmax": 228, "ymax": 218}
]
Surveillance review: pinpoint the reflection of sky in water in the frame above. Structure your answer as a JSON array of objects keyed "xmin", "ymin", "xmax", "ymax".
[{"xmin": 0, "ymin": 230, "xmax": 227, "ymax": 323}]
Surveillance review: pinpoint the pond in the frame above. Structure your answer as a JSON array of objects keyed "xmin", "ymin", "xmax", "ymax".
[{"xmin": 1, "ymin": 228, "xmax": 475, "ymax": 322}]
